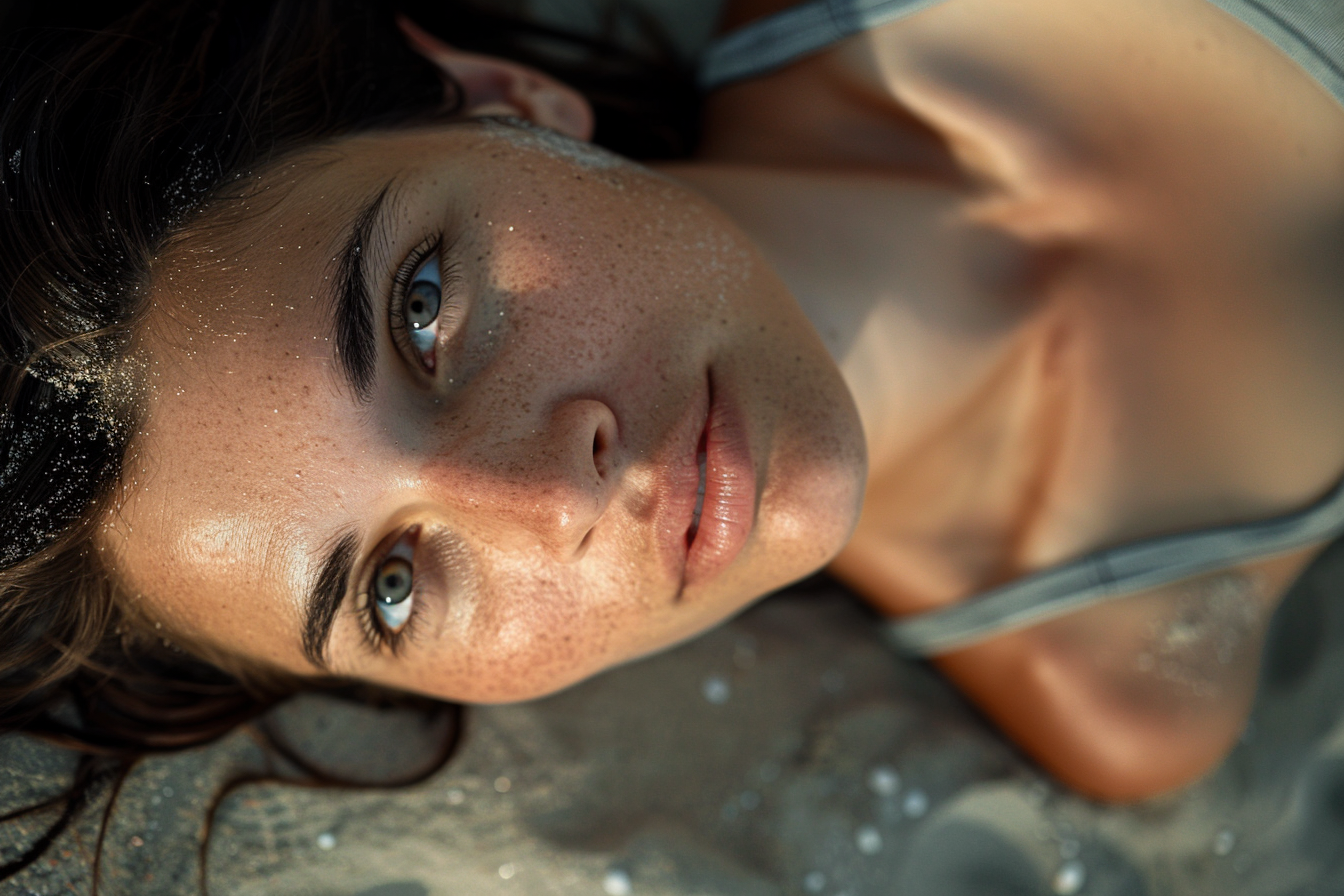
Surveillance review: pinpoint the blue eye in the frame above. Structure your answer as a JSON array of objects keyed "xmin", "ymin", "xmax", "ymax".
[
  {"xmin": 392, "ymin": 235, "xmax": 463, "ymax": 379},
  {"xmin": 404, "ymin": 253, "xmax": 440, "ymax": 362},
  {"xmin": 371, "ymin": 536, "xmax": 416, "ymax": 634}
]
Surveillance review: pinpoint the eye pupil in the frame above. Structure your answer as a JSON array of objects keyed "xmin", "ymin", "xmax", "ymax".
[
  {"xmin": 406, "ymin": 281, "xmax": 440, "ymax": 330},
  {"xmin": 375, "ymin": 557, "xmax": 413, "ymax": 605}
]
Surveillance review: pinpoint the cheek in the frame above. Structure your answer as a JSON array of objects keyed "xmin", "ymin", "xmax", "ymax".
[
  {"xmin": 412, "ymin": 544, "xmax": 659, "ymax": 704},
  {"xmin": 483, "ymin": 171, "xmax": 754, "ymax": 343}
]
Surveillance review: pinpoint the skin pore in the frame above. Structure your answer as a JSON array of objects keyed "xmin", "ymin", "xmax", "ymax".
[{"xmin": 101, "ymin": 0, "xmax": 1344, "ymax": 799}]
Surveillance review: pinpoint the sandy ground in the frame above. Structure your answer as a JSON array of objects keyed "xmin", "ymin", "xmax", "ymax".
[{"xmin": 3, "ymin": 539, "xmax": 1343, "ymax": 895}]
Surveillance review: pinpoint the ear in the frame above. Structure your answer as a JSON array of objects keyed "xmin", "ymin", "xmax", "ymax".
[{"xmin": 397, "ymin": 15, "xmax": 595, "ymax": 142}]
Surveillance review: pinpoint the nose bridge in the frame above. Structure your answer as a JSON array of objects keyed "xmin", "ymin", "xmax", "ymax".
[{"xmin": 423, "ymin": 396, "xmax": 619, "ymax": 557}]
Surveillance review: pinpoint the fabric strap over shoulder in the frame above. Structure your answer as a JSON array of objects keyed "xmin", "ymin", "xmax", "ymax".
[
  {"xmin": 885, "ymin": 475, "xmax": 1344, "ymax": 657},
  {"xmin": 698, "ymin": 0, "xmax": 944, "ymax": 90},
  {"xmin": 700, "ymin": 0, "xmax": 1344, "ymax": 111}
]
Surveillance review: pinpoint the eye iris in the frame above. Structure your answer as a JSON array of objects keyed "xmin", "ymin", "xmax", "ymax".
[
  {"xmin": 375, "ymin": 557, "xmax": 413, "ymax": 605},
  {"xmin": 406, "ymin": 281, "xmax": 440, "ymax": 330}
]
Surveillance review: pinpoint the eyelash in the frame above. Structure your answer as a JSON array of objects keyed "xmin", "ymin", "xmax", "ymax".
[{"xmin": 388, "ymin": 233, "xmax": 462, "ymax": 374}]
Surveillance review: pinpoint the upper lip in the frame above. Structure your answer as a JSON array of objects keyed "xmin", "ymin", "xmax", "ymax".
[{"xmin": 682, "ymin": 370, "xmax": 755, "ymax": 588}]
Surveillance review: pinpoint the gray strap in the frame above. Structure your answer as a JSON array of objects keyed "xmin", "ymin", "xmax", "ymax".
[
  {"xmin": 698, "ymin": 0, "xmax": 946, "ymax": 90},
  {"xmin": 886, "ymin": 475, "xmax": 1344, "ymax": 657},
  {"xmin": 700, "ymin": 0, "xmax": 1344, "ymax": 106},
  {"xmin": 1202, "ymin": 0, "xmax": 1344, "ymax": 112}
]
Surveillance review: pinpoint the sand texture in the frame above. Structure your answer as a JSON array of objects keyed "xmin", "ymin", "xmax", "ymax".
[{"xmin": 3, "ymin": 539, "xmax": 1343, "ymax": 895}]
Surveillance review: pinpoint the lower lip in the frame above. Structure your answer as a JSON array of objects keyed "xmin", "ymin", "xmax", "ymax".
[{"xmin": 683, "ymin": 374, "xmax": 756, "ymax": 587}]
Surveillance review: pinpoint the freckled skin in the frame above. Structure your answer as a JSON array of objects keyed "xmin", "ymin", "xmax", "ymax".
[{"xmin": 109, "ymin": 123, "xmax": 866, "ymax": 704}]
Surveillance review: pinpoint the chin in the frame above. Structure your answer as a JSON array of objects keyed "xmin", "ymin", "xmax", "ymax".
[{"xmin": 761, "ymin": 438, "xmax": 868, "ymax": 588}]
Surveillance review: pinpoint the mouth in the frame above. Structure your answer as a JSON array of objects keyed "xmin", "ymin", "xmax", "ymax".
[
  {"xmin": 679, "ymin": 370, "xmax": 757, "ymax": 591},
  {"xmin": 655, "ymin": 369, "xmax": 757, "ymax": 599},
  {"xmin": 687, "ymin": 437, "xmax": 708, "ymax": 545}
]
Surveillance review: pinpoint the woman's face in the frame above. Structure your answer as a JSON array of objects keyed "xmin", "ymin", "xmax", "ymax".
[{"xmin": 110, "ymin": 120, "xmax": 866, "ymax": 702}]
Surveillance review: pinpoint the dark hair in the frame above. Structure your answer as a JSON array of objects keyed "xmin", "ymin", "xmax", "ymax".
[{"xmin": 0, "ymin": 0, "xmax": 697, "ymax": 886}]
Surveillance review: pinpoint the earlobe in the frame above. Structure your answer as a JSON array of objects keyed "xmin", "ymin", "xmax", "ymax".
[{"xmin": 396, "ymin": 15, "xmax": 595, "ymax": 141}]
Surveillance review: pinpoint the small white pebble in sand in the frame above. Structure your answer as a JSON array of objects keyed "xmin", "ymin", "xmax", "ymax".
[
  {"xmin": 903, "ymin": 789, "xmax": 929, "ymax": 818},
  {"xmin": 1052, "ymin": 860, "xmax": 1086, "ymax": 895},
  {"xmin": 803, "ymin": 871, "xmax": 826, "ymax": 894},
  {"xmin": 447, "ymin": 788, "xmax": 466, "ymax": 806},
  {"xmin": 1026, "ymin": 781, "xmax": 1052, "ymax": 807},
  {"xmin": 867, "ymin": 766, "xmax": 901, "ymax": 797},
  {"xmin": 499, "ymin": 863, "xmax": 516, "ymax": 880},
  {"xmin": 820, "ymin": 669, "xmax": 845, "ymax": 693},
  {"xmin": 855, "ymin": 825, "xmax": 883, "ymax": 855},
  {"xmin": 602, "ymin": 869, "xmax": 632, "ymax": 896},
  {"xmin": 315, "ymin": 832, "xmax": 336, "ymax": 851},
  {"xmin": 1213, "ymin": 829, "xmax": 1237, "ymax": 856},
  {"xmin": 495, "ymin": 776, "xmax": 512, "ymax": 793},
  {"xmin": 702, "ymin": 675, "xmax": 731, "ymax": 705}
]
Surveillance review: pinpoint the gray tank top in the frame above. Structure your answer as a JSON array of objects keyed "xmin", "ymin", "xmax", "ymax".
[
  {"xmin": 701, "ymin": 0, "xmax": 1344, "ymax": 104},
  {"xmin": 700, "ymin": 0, "xmax": 1344, "ymax": 657}
]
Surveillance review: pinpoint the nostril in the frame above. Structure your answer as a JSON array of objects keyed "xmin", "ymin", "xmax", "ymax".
[{"xmin": 591, "ymin": 408, "xmax": 617, "ymax": 481}]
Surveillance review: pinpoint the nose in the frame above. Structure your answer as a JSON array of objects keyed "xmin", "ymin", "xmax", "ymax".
[{"xmin": 423, "ymin": 398, "xmax": 620, "ymax": 559}]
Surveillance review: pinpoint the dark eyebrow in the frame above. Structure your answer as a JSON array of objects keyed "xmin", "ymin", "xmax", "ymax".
[
  {"xmin": 329, "ymin": 181, "xmax": 396, "ymax": 402},
  {"xmin": 302, "ymin": 529, "xmax": 361, "ymax": 670}
]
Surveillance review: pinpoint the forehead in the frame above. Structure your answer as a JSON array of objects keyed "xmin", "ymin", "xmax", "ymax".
[{"xmin": 110, "ymin": 133, "xmax": 429, "ymax": 663}]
